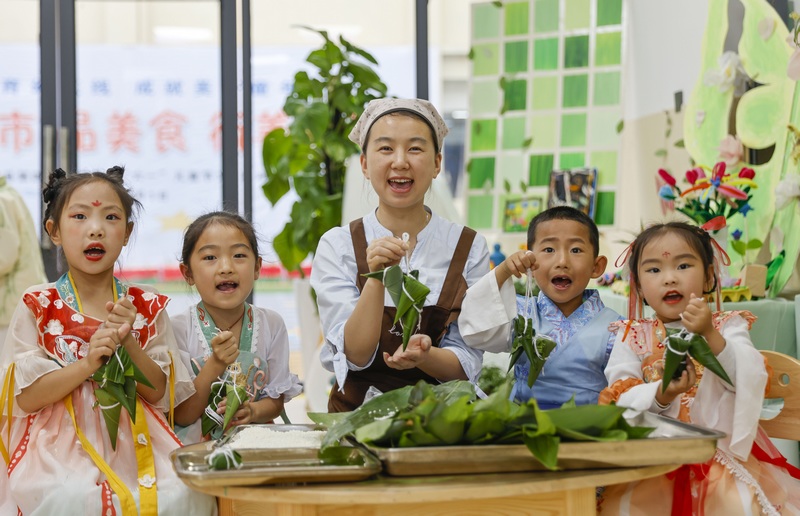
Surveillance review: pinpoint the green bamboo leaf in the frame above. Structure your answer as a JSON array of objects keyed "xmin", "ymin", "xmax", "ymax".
[
  {"xmin": 123, "ymin": 377, "xmax": 137, "ymax": 423},
  {"xmin": 523, "ymin": 434, "xmax": 560, "ymax": 470},
  {"xmin": 426, "ymin": 395, "xmax": 472, "ymax": 444},
  {"xmin": 223, "ymin": 383, "xmax": 248, "ymax": 431},
  {"xmin": 363, "ymin": 265, "xmax": 405, "ymax": 307},
  {"xmin": 662, "ymin": 334, "xmax": 692, "ymax": 393},
  {"xmin": 507, "ymin": 347, "xmax": 524, "ymax": 372},
  {"xmin": 94, "ymin": 389, "xmax": 123, "ymax": 450},
  {"xmin": 353, "ymin": 418, "xmax": 394, "ymax": 445},
  {"xmin": 316, "ymin": 384, "xmax": 415, "ymax": 449},
  {"xmin": 688, "ymin": 334, "xmax": 732, "ymax": 386},
  {"xmin": 546, "ymin": 404, "xmax": 627, "ymax": 435}
]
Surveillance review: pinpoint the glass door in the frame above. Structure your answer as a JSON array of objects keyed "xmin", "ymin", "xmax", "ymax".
[
  {"xmin": 74, "ymin": 0, "xmax": 222, "ymax": 282},
  {"xmin": 0, "ymin": 2, "xmax": 41, "ymax": 229}
]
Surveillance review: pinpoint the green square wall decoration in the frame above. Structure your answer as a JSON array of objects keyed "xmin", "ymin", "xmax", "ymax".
[
  {"xmin": 467, "ymin": 0, "xmax": 624, "ymax": 235},
  {"xmin": 596, "ymin": 32, "xmax": 622, "ymax": 66},
  {"xmin": 531, "ymin": 76, "xmax": 558, "ymax": 110},
  {"xmin": 597, "ymin": 0, "xmax": 622, "ymax": 26},
  {"xmin": 473, "ymin": 3, "xmax": 501, "ymax": 39},
  {"xmin": 468, "ymin": 157, "xmax": 496, "ymax": 189},
  {"xmin": 559, "ymin": 152, "xmax": 585, "ymax": 169},
  {"xmin": 505, "ymin": 41, "xmax": 529, "ymax": 74},
  {"xmin": 533, "ymin": 37, "xmax": 559, "ymax": 70},
  {"xmin": 499, "ymin": 153, "xmax": 526, "ymax": 186},
  {"xmin": 529, "ymin": 113, "xmax": 558, "ymax": 149},
  {"xmin": 503, "ymin": 78, "xmax": 528, "ymax": 112},
  {"xmin": 534, "ymin": 0, "xmax": 560, "ymax": 33},
  {"xmin": 563, "ymin": 74, "xmax": 588, "ymax": 108},
  {"xmin": 591, "ymin": 151, "xmax": 617, "ymax": 186},
  {"xmin": 471, "ymin": 119, "xmax": 498, "ymax": 152},
  {"xmin": 471, "ymin": 80, "xmax": 501, "ymax": 114},
  {"xmin": 502, "ymin": 116, "xmax": 528, "ymax": 149},
  {"xmin": 594, "ymin": 71, "xmax": 621, "ymax": 106},
  {"xmin": 561, "ymin": 113, "xmax": 587, "ymax": 147},
  {"xmin": 468, "ymin": 195, "xmax": 495, "ymax": 229},
  {"xmin": 505, "ymin": 2, "xmax": 530, "ymax": 36},
  {"xmin": 529, "ymin": 154, "xmax": 555, "ymax": 186},
  {"xmin": 595, "ymin": 191, "xmax": 616, "ymax": 225},
  {"xmin": 473, "ymin": 43, "xmax": 500, "ymax": 76},
  {"xmin": 565, "ymin": 0, "xmax": 591, "ymax": 29},
  {"xmin": 564, "ymin": 35, "xmax": 590, "ymax": 68}
]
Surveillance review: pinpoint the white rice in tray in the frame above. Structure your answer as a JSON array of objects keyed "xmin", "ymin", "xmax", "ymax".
[{"xmin": 228, "ymin": 427, "xmax": 327, "ymax": 449}]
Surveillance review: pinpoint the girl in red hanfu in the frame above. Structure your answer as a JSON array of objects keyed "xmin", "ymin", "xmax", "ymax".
[
  {"xmin": 597, "ymin": 222, "xmax": 800, "ymax": 515},
  {"xmin": 0, "ymin": 167, "xmax": 215, "ymax": 515}
]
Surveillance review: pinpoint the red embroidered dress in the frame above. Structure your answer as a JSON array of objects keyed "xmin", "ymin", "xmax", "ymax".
[
  {"xmin": 597, "ymin": 311, "xmax": 800, "ymax": 515},
  {"xmin": 0, "ymin": 276, "xmax": 214, "ymax": 515}
]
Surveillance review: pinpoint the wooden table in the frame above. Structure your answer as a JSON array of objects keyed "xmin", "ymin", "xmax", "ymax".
[{"xmin": 201, "ymin": 464, "xmax": 678, "ymax": 515}]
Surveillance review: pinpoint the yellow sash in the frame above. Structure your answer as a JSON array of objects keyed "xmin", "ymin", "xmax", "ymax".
[
  {"xmin": 66, "ymin": 393, "xmax": 138, "ymax": 515},
  {"xmin": 131, "ymin": 397, "xmax": 157, "ymax": 515},
  {"xmin": 0, "ymin": 364, "xmax": 15, "ymax": 465}
]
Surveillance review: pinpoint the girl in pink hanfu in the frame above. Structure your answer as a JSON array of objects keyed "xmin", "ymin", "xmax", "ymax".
[
  {"xmin": 0, "ymin": 167, "xmax": 216, "ymax": 515},
  {"xmin": 597, "ymin": 222, "xmax": 800, "ymax": 515}
]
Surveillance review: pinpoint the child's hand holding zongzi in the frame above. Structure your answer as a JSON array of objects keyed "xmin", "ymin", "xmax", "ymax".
[
  {"xmin": 655, "ymin": 359, "xmax": 696, "ymax": 407},
  {"xmin": 681, "ymin": 293, "xmax": 725, "ymax": 355},
  {"xmin": 210, "ymin": 330, "xmax": 240, "ymax": 368},
  {"xmin": 495, "ymin": 250, "xmax": 537, "ymax": 288}
]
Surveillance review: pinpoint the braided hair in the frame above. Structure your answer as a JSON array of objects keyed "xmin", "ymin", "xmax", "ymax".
[{"xmin": 42, "ymin": 166, "xmax": 141, "ymax": 238}]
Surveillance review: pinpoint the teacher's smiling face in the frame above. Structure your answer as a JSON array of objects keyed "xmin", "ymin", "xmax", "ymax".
[{"xmin": 361, "ymin": 113, "xmax": 441, "ymax": 212}]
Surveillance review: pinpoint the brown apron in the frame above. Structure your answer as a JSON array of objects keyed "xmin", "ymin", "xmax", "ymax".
[{"xmin": 328, "ymin": 218, "xmax": 477, "ymax": 412}]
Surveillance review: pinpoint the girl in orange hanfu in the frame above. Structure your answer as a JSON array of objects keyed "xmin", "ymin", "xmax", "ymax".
[
  {"xmin": 0, "ymin": 167, "xmax": 216, "ymax": 515},
  {"xmin": 597, "ymin": 222, "xmax": 800, "ymax": 515}
]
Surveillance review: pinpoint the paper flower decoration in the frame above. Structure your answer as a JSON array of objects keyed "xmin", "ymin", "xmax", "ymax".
[
  {"xmin": 363, "ymin": 264, "xmax": 430, "ymax": 350},
  {"xmin": 703, "ymin": 51, "xmax": 749, "ymax": 94},
  {"xmin": 661, "ymin": 329, "xmax": 732, "ymax": 394},
  {"xmin": 91, "ymin": 346, "xmax": 155, "ymax": 450},
  {"xmin": 202, "ymin": 364, "xmax": 249, "ymax": 439},
  {"xmin": 656, "ymin": 161, "xmax": 757, "ymax": 227},
  {"xmin": 508, "ymin": 314, "xmax": 557, "ymax": 387}
]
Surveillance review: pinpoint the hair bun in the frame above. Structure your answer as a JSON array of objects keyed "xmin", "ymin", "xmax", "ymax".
[
  {"xmin": 42, "ymin": 168, "xmax": 67, "ymax": 204},
  {"xmin": 106, "ymin": 165, "xmax": 125, "ymax": 182}
]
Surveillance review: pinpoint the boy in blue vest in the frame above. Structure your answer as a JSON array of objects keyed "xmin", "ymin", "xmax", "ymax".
[{"xmin": 460, "ymin": 206, "xmax": 621, "ymax": 408}]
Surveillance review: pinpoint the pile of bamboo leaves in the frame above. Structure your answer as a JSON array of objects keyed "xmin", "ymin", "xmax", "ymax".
[{"xmin": 309, "ymin": 380, "xmax": 653, "ymax": 470}]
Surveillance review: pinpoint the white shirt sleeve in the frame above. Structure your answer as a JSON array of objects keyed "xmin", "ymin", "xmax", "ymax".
[
  {"xmin": 691, "ymin": 314, "xmax": 767, "ymax": 460},
  {"xmin": 458, "ymin": 271, "xmax": 517, "ymax": 352},
  {"xmin": 310, "ymin": 226, "xmax": 378, "ymax": 391},
  {"xmin": 437, "ymin": 231, "xmax": 490, "ymax": 382}
]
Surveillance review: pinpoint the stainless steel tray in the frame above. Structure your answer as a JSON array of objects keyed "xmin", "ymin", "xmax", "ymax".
[
  {"xmin": 362, "ymin": 412, "xmax": 725, "ymax": 476},
  {"xmin": 172, "ymin": 424, "xmax": 382, "ymax": 488}
]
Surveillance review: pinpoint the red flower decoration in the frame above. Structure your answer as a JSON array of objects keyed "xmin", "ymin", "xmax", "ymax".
[
  {"xmin": 685, "ymin": 168, "xmax": 699, "ymax": 185},
  {"xmin": 658, "ymin": 168, "xmax": 677, "ymax": 186},
  {"xmin": 712, "ymin": 161, "xmax": 726, "ymax": 180},
  {"xmin": 738, "ymin": 167, "xmax": 755, "ymax": 179}
]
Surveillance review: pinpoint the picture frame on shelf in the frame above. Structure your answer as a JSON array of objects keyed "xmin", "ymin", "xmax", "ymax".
[
  {"xmin": 502, "ymin": 195, "xmax": 544, "ymax": 233},
  {"xmin": 547, "ymin": 167, "xmax": 598, "ymax": 217}
]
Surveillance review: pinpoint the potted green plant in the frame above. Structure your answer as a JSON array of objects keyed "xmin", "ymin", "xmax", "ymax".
[{"xmin": 261, "ymin": 27, "xmax": 388, "ymax": 274}]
